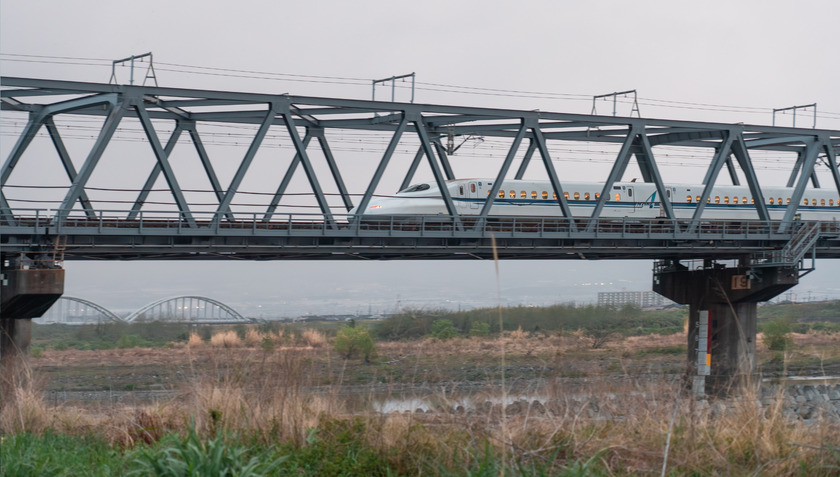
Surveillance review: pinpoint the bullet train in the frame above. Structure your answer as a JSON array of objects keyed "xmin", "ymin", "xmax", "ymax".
[{"xmin": 351, "ymin": 179, "xmax": 840, "ymax": 221}]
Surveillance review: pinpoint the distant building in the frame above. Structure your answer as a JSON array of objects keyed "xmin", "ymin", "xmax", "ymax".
[{"xmin": 597, "ymin": 291, "xmax": 673, "ymax": 308}]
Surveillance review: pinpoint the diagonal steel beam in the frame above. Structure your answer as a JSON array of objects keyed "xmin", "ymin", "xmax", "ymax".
[
  {"xmin": 127, "ymin": 124, "xmax": 185, "ymax": 220},
  {"xmin": 215, "ymin": 105, "xmax": 277, "ymax": 220},
  {"xmin": 823, "ymin": 140, "xmax": 840, "ymax": 196},
  {"xmin": 587, "ymin": 131, "xmax": 636, "ymax": 231},
  {"xmin": 188, "ymin": 125, "xmax": 227, "ymax": 208},
  {"xmin": 478, "ymin": 120, "xmax": 528, "ymax": 218},
  {"xmin": 44, "ymin": 117, "xmax": 95, "ymax": 219},
  {"xmin": 413, "ymin": 115, "xmax": 460, "ymax": 225},
  {"xmin": 134, "ymin": 102, "xmax": 196, "ymax": 227},
  {"xmin": 635, "ymin": 131, "xmax": 676, "ymax": 221},
  {"xmin": 400, "ymin": 146, "xmax": 425, "ymax": 191},
  {"xmin": 780, "ymin": 139, "xmax": 820, "ymax": 232},
  {"xmin": 432, "ymin": 138, "xmax": 456, "ymax": 180},
  {"xmin": 355, "ymin": 117, "xmax": 408, "ymax": 215},
  {"xmin": 55, "ymin": 99, "xmax": 128, "ymax": 222},
  {"xmin": 690, "ymin": 131, "xmax": 735, "ymax": 232},
  {"xmin": 513, "ymin": 139, "xmax": 538, "ymax": 180},
  {"xmin": 0, "ymin": 190, "xmax": 15, "ymax": 226},
  {"xmin": 786, "ymin": 149, "xmax": 821, "ymax": 188},
  {"xmin": 532, "ymin": 126, "xmax": 574, "ymax": 229},
  {"xmin": 315, "ymin": 132, "xmax": 353, "ymax": 211},
  {"xmin": 1, "ymin": 111, "xmax": 46, "ymax": 186},
  {"xmin": 263, "ymin": 132, "xmax": 313, "ymax": 222},
  {"xmin": 724, "ymin": 155, "xmax": 741, "ymax": 185},
  {"xmin": 280, "ymin": 104, "xmax": 335, "ymax": 227},
  {"xmin": 731, "ymin": 135, "xmax": 769, "ymax": 222}
]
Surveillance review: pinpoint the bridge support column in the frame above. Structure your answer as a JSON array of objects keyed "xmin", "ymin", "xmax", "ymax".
[
  {"xmin": 653, "ymin": 260, "xmax": 798, "ymax": 395},
  {"xmin": 1, "ymin": 255, "xmax": 64, "ymax": 395}
]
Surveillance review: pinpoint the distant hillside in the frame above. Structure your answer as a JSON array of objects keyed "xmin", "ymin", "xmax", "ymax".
[{"xmin": 758, "ymin": 300, "xmax": 840, "ymax": 323}]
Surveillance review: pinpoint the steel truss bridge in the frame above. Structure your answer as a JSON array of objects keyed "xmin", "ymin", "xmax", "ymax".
[
  {"xmin": 36, "ymin": 295, "xmax": 250, "ymax": 325},
  {"xmin": 2, "ymin": 77, "xmax": 840, "ymax": 264}
]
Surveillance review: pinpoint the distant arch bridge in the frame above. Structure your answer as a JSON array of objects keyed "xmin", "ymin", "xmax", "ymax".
[{"xmin": 36, "ymin": 295, "xmax": 253, "ymax": 325}]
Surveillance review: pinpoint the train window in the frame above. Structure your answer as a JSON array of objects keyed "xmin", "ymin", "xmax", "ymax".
[
  {"xmin": 777, "ymin": 198, "xmax": 782, "ymax": 205},
  {"xmin": 499, "ymin": 190, "xmax": 505, "ymax": 198},
  {"xmin": 686, "ymin": 195, "xmax": 693, "ymax": 203},
  {"xmin": 724, "ymin": 196, "xmax": 729, "ymax": 204},
  {"xmin": 769, "ymin": 198, "xmax": 775, "ymax": 205},
  {"xmin": 628, "ymin": 189, "xmax": 633, "ymax": 197},
  {"xmin": 786, "ymin": 198, "xmax": 790, "ymax": 204},
  {"xmin": 553, "ymin": 193, "xmax": 557, "ymax": 199},
  {"xmin": 520, "ymin": 191, "xmax": 526, "ymax": 199},
  {"xmin": 666, "ymin": 190, "xmax": 671, "ymax": 198},
  {"xmin": 402, "ymin": 183, "xmax": 432, "ymax": 193},
  {"xmin": 614, "ymin": 193, "xmax": 621, "ymax": 201},
  {"xmin": 751, "ymin": 198, "xmax": 754, "ymax": 204},
  {"xmin": 595, "ymin": 193, "xmax": 600, "ymax": 199},
  {"xmin": 574, "ymin": 192, "xmax": 580, "ymax": 200},
  {"xmin": 707, "ymin": 197, "xmax": 711, "ymax": 203},
  {"xmin": 584, "ymin": 192, "xmax": 591, "ymax": 200},
  {"xmin": 804, "ymin": 198, "xmax": 809, "ymax": 206},
  {"xmin": 509, "ymin": 190, "xmax": 515, "ymax": 198},
  {"xmin": 821, "ymin": 199, "xmax": 826, "ymax": 206},
  {"xmin": 459, "ymin": 185, "xmax": 464, "ymax": 196},
  {"xmin": 745, "ymin": 197, "xmax": 749, "ymax": 204},
  {"xmin": 530, "ymin": 191, "xmax": 536, "ymax": 199},
  {"xmin": 564, "ymin": 192, "xmax": 569, "ymax": 200},
  {"xmin": 697, "ymin": 196, "xmax": 701, "ymax": 203},
  {"xmin": 733, "ymin": 196, "xmax": 739, "ymax": 204},
  {"xmin": 470, "ymin": 183, "xmax": 476, "ymax": 193},
  {"xmin": 542, "ymin": 191, "xmax": 548, "ymax": 199},
  {"xmin": 715, "ymin": 196, "xmax": 720, "ymax": 204}
]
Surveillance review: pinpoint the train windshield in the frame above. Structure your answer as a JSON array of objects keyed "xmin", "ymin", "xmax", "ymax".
[{"xmin": 400, "ymin": 183, "xmax": 431, "ymax": 193}]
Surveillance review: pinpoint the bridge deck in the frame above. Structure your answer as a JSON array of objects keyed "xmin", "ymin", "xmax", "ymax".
[{"xmin": 3, "ymin": 213, "xmax": 839, "ymax": 261}]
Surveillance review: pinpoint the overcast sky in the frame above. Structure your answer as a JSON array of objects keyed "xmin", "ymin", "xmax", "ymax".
[{"xmin": 2, "ymin": 1, "xmax": 839, "ymax": 316}]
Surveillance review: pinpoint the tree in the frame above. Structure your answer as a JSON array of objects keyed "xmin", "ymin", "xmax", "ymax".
[
  {"xmin": 430, "ymin": 319, "xmax": 458, "ymax": 340},
  {"xmin": 469, "ymin": 321, "xmax": 491, "ymax": 337},
  {"xmin": 333, "ymin": 325, "xmax": 376, "ymax": 362},
  {"xmin": 762, "ymin": 317, "xmax": 793, "ymax": 351}
]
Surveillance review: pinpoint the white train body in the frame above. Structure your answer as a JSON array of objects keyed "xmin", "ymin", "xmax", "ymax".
[{"xmin": 354, "ymin": 179, "xmax": 840, "ymax": 221}]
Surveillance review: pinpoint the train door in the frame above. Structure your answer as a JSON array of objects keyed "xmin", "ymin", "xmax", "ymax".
[
  {"xmin": 467, "ymin": 181, "xmax": 479, "ymax": 209},
  {"xmin": 626, "ymin": 186, "xmax": 635, "ymax": 214}
]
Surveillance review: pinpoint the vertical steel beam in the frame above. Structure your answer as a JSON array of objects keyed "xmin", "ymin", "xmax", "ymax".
[
  {"xmin": 635, "ymin": 131, "xmax": 676, "ymax": 221},
  {"xmin": 731, "ymin": 135, "xmax": 769, "ymax": 222},
  {"xmin": 355, "ymin": 117, "xmax": 408, "ymax": 215},
  {"xmin": 587, "ymin": 131, "xmax": 636, "ymax": 230},
  {"xmin": 532, "ymin": 126, "xmax": 574, "ymax": 227},
  {"xmin": 279, "ymin": 104, "xmax": 335, "ymax": 226},
  {"xmin": 413, "ymin": 115, "xmax": 460, "ymax": 222},
  {"xmin": 127, "ymin": 124, "xmax": 185, "ymax": 220},
  {"xmin": 399, "ymin": 146, "xmax": 425, "ymax": 191},
  {"xmin": 215, "ymin": 106, "xmax": 277, "ymax": 221},
  {"xmin": 55, "ymin": 100, "xmax": 128, "ymax": 222},
  {"xmin": 43, "ymin": 117, "xmax": 96, "ymax": 219},
  {"xmin": 780, "ymin": 139, "xmax": 820, "ymax": 231},
  {"xmin": 263, "ymin": 132, "xmax": 313, "ymax": 222},
  {"xmin": 690, "ymin": 132, "xmax": 735, "ymax": 231},
  {"xmin": 513, "ymin": 139, "xmax": 538, "ymax": 180},
  {"xmin": 315, "ymin": 131, "xmax": 354, "ymax": 211},
  {"xmin": 134, "ymin": 103, "xmax": 196, "ymax": 227},
  {"xmin": 478, "ymin": 120, "xmax": 527, "ymax": 218}
]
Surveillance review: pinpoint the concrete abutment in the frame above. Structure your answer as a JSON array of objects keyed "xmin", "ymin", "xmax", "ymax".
[{"xmin": 654, "ymin": 260, "xmax": 798, "ymax": 394}]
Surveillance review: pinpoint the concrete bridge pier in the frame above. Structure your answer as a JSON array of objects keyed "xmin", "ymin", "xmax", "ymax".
[
  {"xmin": 654, "ymin": 260, "xmax": 798, "ymax": 395},
  {"xmin": 0, "ymin": 255, "xmax": 64, "ymax": 393}
]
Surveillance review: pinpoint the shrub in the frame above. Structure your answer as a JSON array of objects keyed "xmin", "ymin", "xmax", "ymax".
[
  {"xmin": 468, "ymin": 321, "xmax": 490, "ymax": 337},
  {"xmin": 762, "ymin": 317, "xmax": 794, "ymax": 351},
  {"xmin": 210, "ymin": 330, "xmax": 242, "ymax": 348},
  {"xmin": 333, "ymin": 326, "xmax": 376, "ymax": 362},
  {"xmin": 301, "ymin": 329, "xmax": 327, "ymax": 348},
  {"xmin": 430, "ymin": 319, "xmax": 458, "ymax": 340}
]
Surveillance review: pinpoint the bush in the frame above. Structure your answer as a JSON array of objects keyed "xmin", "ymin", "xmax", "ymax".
[
  {"xmin": 469, "ymin": 321, "xmax": 490, "ymax": 337},
  {"xmin": 430, "ymin": 319, "xmax": 458, "ymax": 340},
  {"xmin": 762, "ymin": 317, "xmax": 794, "ymax": 351},
  {"xmin": 333, "ymin": 326, "xmax": 376, "ymax": 362}
]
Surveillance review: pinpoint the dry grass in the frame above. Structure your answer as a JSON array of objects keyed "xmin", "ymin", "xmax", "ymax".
[
  {"xmin": 243, "ymin": 329, "xmax": 264, "ymax": 347},
  {"xmin": 301, "ymin": 328, "xmax": 327, "ymax": 348},
  {"xmin": 209, "ymin": 330, "xmax": 242, "ymax": 348},
  {"xmin": 187, "ymin": 332, "xmax": 204, "ymax": 348}
]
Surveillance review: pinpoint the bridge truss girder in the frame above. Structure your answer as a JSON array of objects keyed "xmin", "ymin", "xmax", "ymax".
[{"xmin": 2, "ymin": 77, "xmax": 840, "ymax": 260}]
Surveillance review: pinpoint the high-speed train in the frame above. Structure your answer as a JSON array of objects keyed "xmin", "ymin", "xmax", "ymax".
[{"xmin": 351, "ymin": 179, "xmax": 840, "ymax": 221}]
